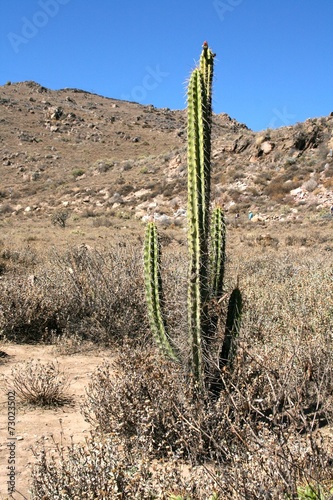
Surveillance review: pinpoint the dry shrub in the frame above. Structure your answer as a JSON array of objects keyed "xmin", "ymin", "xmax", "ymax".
[
  {"xmin": 82, "ymin": 345, "xmax": 216, "ymax": 461},
  {"xmin": 51, "ymin": 210, "xmax": 70, "ymax": 227},
  {"xmin": 10, "ymin": 360, "xmax": 71, "ymax": 406},
  {"xmin": 0, "ymin": 243, "xmax": 148, "ymax": 343},
  {"xmin": 255, "ymin": 234, "xmax": 279, "ymax": 248},
  {"xmin": 30, "ymin": 432, "xmax": 223, "ymax": 500},
  {"xmin": 264, "ymin": 177, "xmax": 301, "ymax": 201},
  {"xmin": 50, "ymin": 330, "xmax": 95, "ymax": 356},
  {"xmin": 36, "ymin": 337, "xmax": 333, "ymax": 498},
  {"xmin": 285, "ymin": 234, "xmax": 309, "ymax": 246},
  {"xmin": 3, "ymin": 228, "xmax": 333, "ymax": 497}
]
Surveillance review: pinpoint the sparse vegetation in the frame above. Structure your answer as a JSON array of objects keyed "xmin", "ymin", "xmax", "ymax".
[
  {"xmin": 1, "ymin": 47, "xmax": 333, "ymax": 500},
  {"xmin": 72, "ymin": 168, "xmax": 85, "ymax": 178},
  {"xmin": 51, "ymin": 210, "xmax": 70, "ymax": 228},
  {"xmin": 10, "ymin": 360, "xmax": 71, "ymax": 407}
]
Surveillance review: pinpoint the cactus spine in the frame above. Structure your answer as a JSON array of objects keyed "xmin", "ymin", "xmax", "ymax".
[{"xmin": 143, "ymin": 42, "xmax": 241, "ymax": 389}]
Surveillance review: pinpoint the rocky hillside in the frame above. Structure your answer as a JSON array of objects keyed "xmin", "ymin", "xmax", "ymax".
[{"xmin": 1, "ymin": 80, "xmax": 333, "ymax": 225}]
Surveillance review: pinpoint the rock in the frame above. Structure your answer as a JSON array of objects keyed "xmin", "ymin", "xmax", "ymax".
[
  {"xmin": 174, "ymin": 208, "xmax": 186, "ymax": 217},
  {"xmin": 133, "ymin": 188, "xmax": 151, "ymax": 199},
  {"xmin": 232, "ymin": 135, "xmax": 251, "ymax": 153},
  {"xmin": 260, "ymin": 141, "xmax": 274, "ymax": 154},
  {"xmin": 49, "ymin": 107, "xmax": 63, "ymax": 120}
]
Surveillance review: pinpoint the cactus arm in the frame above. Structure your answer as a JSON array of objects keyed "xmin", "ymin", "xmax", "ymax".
[
  {"xmin": 219, "ymin": 287, "xmax": 242, "ymax": 368},
  {"xmin": 144, "ymin": 222, "xmax": 178, "ymax": 361},
  {"xmin": 210, "ymin": 207, "xmax": 226, "ymax": 300}
]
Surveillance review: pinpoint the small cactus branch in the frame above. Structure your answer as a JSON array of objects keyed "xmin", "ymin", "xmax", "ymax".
[
  {"xmin": 210, "ymin": 207, "xmax": 226, "ymax": 300},
  {"xmin": 144, "ymin": 222, "xmax": 178, "ymax": 361},
  {"xmin": 220, "ymin": 287, "xmax": 242, "ymax": 368}
]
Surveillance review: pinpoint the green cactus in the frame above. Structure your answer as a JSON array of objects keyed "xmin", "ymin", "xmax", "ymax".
[
  {"xmin": 143, "ymin": 42, "xmax": 242, "ymax": 390},
  {"xmin": 143, "ymin": 222, "xmax": 178, "ymax": 361},
  {"xmin": 220, "ymin": 287, "xmax": 242, "ymax": 368},
  {"xmin": 210, "ymin": 207, "xmax": 226, "ymax": 300}
]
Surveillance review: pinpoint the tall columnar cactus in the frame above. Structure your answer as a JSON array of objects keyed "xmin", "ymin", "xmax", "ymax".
[
  {"xmin": 186, "ymin": 42, "xmax": 215, "ymax": 383},
  {"xmin": 144, "ymin": 42, "xmax": 242, "ymax": 390}
]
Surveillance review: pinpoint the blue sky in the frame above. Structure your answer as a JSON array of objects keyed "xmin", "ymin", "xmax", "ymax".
[{"xmin": 1, "ymin": 0, "xmax": 332, "ymax": 131}]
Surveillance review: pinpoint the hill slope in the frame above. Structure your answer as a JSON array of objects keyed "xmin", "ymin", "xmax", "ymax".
[{"xmin": 1, "ymin": 81, "xmax": 333, "ymax": 225}]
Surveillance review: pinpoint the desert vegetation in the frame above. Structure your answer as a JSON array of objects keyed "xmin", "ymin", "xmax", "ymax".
[
  {"xmin": 1, "ymin": 233, "xmax": 332, "ymax": 498},
  {"xmin": 1, "ymin": 43, "xmax": 333, "ymax": 499},
  {"xmin": 1, "ymin": 216, "xmax": 333, "ymax": 498}
]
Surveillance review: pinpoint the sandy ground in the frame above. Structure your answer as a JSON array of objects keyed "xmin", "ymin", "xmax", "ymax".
[{"xmin": 0, "ymin": 343, "xmax": 114, "ymax": 499}]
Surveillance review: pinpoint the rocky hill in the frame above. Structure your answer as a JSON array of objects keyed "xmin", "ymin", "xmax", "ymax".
[{"xmin": 1, "ymin": 80, "xmax": 333, "ymax": 226}]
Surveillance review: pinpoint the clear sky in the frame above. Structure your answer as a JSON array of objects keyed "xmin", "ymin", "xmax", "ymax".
[{"xmin": 1, "ymin": 0, "xmax": 332, "ymax": 131}]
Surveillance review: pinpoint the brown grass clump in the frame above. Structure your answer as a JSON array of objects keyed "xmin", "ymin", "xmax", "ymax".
[{"xmin": 10, "ymin": 360, "xmax": 71, "ymax": 407}]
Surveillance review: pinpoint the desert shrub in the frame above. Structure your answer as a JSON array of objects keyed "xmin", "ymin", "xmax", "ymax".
[
  {"xmin": 254, "ymin": 171, "xmax": 272, "ymax": 186},
  {"xmin": 0, "ymin": 244, "xmax": 148, "ymax": 343},
  {"xmin": 94, "ymin": 159, "xmax": 114, "ymax": 173},
  {"xmin": 30, "ymin": 432, "xmax": 223, "ymax": 500},
  {"xmin": 264, "ymin": 176, "xmax": 301, "ymax": 201},
  {"xmin": 72, "ymin": 168, "xmax": 85, "ymax": 178},
  {"xmin": 10, "ymin": 360, "xmax": 71, "ymax": 406},
  {"xmin": 49, "ymin": 244, "xmax": 148, "ymax": 342},
  {"xmin": 0, "ymin": 270, "xmax": 74, "ymax": 342},
  {"xmin": 30, "ymin": 426, "xmax": 333, "ymax": 499},
  {"xmin": 26, "ymin": 244, "xmax": 333, "ymax": 498},
  {"xmin": 1, "ymin": 245, "xmax": 38, "ymax": 269},
  {"xmin": 227, "ymin": 188, "xmax": 242, "ymax": 202},
  {"xmin": 51, "ymin": 210, "xmax": 69, "ymax": 228},
  {"xmin": 255, "ymin": 234, "xmax": 279, "ymax": 248},
  {"xmin": 80, "ymin": 336, "xmax": 333, "ymax": 496},
  {"xmin": 303, "ymin": 178, "xmax": 318, "ymax": 192},
  {"xmin": 0, "ymin": 203, "xmax": 13, "ymax": 214},
  {"xmin": 81, "ymin": 207, "xmax": 98, "ymax": 218},
  {"xmin": 82, "ymin": 345, "xmax": 217, "ymax": 461},
  {"xmin": 50, "ymin": 330, "xmax": 95, "ymax": 356},
  {"xmin": 285, "ymin": 235, "xmax": 309, "ymax": 246},
  {"xmin": 91, "ymin": 216, "xmax": 112, "ymax": 227},
  {"xmin": 117, "ymin": 183, "xmax": 134, "ymax": 196}
]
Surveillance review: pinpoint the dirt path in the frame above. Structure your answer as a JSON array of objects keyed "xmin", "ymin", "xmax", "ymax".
[{"xmin": 0, "ymin": 343, "xmax": 113, "ymax": 499}]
